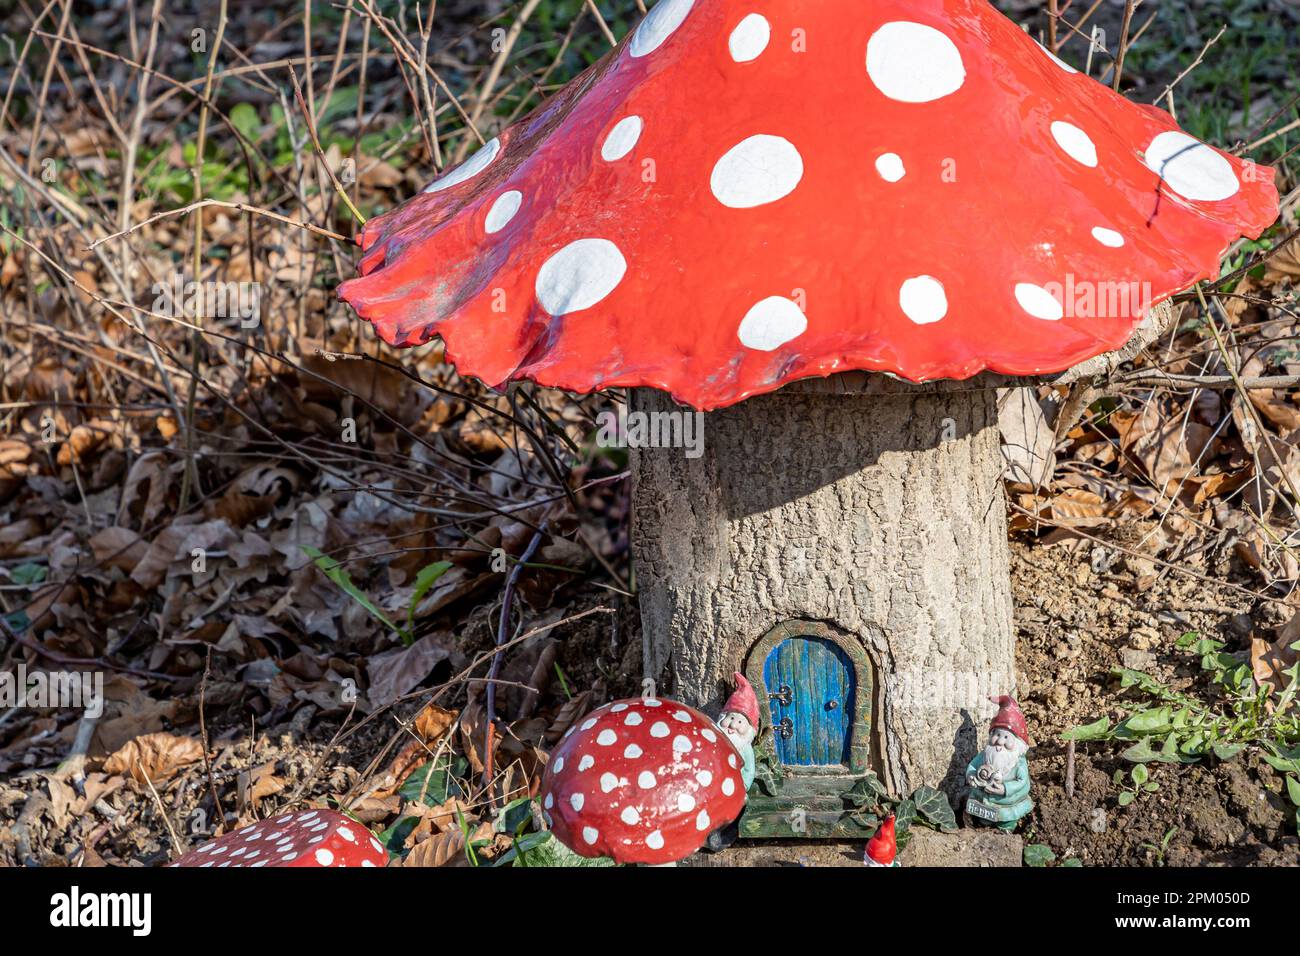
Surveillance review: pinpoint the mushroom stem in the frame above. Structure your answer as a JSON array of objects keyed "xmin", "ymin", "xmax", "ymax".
[{"xmin": 631, "ymin": 378, "xmax": 1014, "ymax": 797}]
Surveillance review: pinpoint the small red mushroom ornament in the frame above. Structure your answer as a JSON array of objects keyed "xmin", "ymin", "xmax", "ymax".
[
  {"xmin": 170, "ymin": 809, "xmax": 387, "ymax": 868},
  {"xmin": 339, "ymin": 0, "xmax": 1279, "ymax": 411},
  {"xmin": 541, "ymin": 697, "xmax": 747, "ymax": 864}
]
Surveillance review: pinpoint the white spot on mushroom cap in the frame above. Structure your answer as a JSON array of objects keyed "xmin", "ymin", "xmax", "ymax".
[
  {"xmin": 596, "ymin": 728, "xmax": 618, "ymax": 746},
  {"xmin": 646, "ymin": 830, "xmax": 666, "ymax": 850},
  {"xmin": 424, "ymin": 138, "xmax": 500, "ymax": 193},
  {"xmin": 710, "ymin": 134, "xmax": 804, "ymax": 209},
  {"xmin": 1144, "ymin": 131, "xmax": 1240, "ymax": 201},
  {"xmin": 638, "ymin": 770, "xmax": 657, "ymax": 789},
  {"xmin": 570, "ymin": 793, "xmax": 585, "ymax": 812},
  {"xmin": 620, "ymin": 806, "xmax": 641, "ymax": 825},
  {"xmin": 700, "ymin": 728, "xmax": 717, "ymax": 744},
  {"xmin": 672, "ymin": 734, "xmax": 693, "ymax": 754},
  {"xmin": 696, "ymin": 810, "xmax": 711, "ymax": 831},
  {"xmin": 611, "ymin": 703, "xmax": 628, "ymax": 713},
  {"xmin": 1092, "ymin": 226, "xmax": 1125, "ymax": 248},
  {"xmin": 600, "ymin": 772, "xmax": 619, "ymax": 793},
  {"xmin": 624, "ymin": 743, "xmax": 643, "ymax": 759},
  {"xmin": 338, "ymin": 826, "xmax": 356, "ymax": 843},
  {"xmin": 581, "ymin": 717, "xmax": 597, "ymax": 730},
  {"xmin": 673, "ymin": 710, "xmax": 692, "ymax": 723},
  {"xmin": 535, "ymin": 239, "xmax": 627, "ymax": 316},
  {"xmin": 729, "ymin": 13, "xmax": 770, "ymax": 62},
  {"xmin": 866, "ymin": 21, "xmax": 966, "ymax": 103},
  {"xmin": 601, "ymin": 116, "xmax": 643, "ymax": 162},
  {"xmin": 678, "ymin": 793, "xmax": 696, "ymax": 812},
  {"xmin": 544, "ymin": 792, "xmax": 554, "ymax": 810},
  {"xmin": 1050, "ymin": 121, "xmax": 1097, "ymax": 167},
  {"xmin": 738, "ymin": 296, "xmax": 807, "ymax": 351},
  {"xmin": 650, "ymin": 721, "xmax": 670, "ymax": 738},
  {"xmin": 722, "ymin": 777, "xmax": 736, "ymax": 796},
  {"xmin": 314, "ymin": 848, "xmax": 334, "ymax": 866},
  {"xmin": 1016, "ymin": 283, "xmax": 1065, "ymax": 321},
  {"xmin": 1035, "ymin": 40, "xmax": 1077, "ymax": 74},
  {"xmin": 624, "ymin": 712, "xmax": 644, "ymax": 726},
  {"xmin": 899, "ymin": 275, "xmax": 948, "ymax": 325},
  {"xmin": 875, "ymin": 153, "xmax": 905, "ymax": 183},
  {"xmin": 552, "ymin": 756, "xmax": 565, "ymax": 773},
  {"xmin": 485, "ymin": 190, "xmax": 523, "ymax": 234},
  {"xmin": 583, "ymin": 826, "xmax": 599, "ymax": 845},
  {"xmin": 696, "ymin": 770, "xmax": 713, "ymax": 786},
  {"xmin": 630, "ymin": 0, "xmax": 695, "ymax": 58},
  {"xmin": 578, "ymin": 754, "xmax": 595, "ymax": 771}
]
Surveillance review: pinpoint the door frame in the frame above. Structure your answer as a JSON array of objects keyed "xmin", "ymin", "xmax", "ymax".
[{"xmin": 744, "ymin": 620, "xmax": 874, "ymax": 776}]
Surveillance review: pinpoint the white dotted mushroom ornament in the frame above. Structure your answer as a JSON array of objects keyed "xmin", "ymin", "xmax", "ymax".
[
  {"xmin": 540, "ymin": 697, "xmax": 747, "ymax": 865},
  {"xmin": 339, "ymin": 0, "xmax": 1278, "ymax": 410},
  {"xmin": 170, "ymin": 808, "xmax": 387, "ymax": 868}
]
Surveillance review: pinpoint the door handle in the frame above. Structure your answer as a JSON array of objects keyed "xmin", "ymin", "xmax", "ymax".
[
  {"xmin": 769, "ymin": 684, "xmax": 792, "ymax": 706},
  {"xmin": 775, "ymin": 717, "xmax": 794, "ymax": 739},
  {"xmin": 826, "ymin": 700, "xmax": 838, "ymax": 711}
]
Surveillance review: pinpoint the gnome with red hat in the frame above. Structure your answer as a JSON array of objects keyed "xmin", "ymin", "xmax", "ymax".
[
  {"xmin": 863, "ymin": 815, "xmax": 899, "ymax": 868},
  {"xmin": 717, "ymin": 672, "xmax": 759, "ymax": 791},
  {"xmin": 965, "ymin": 695, "xmax": 1033, "ymax": 831}
]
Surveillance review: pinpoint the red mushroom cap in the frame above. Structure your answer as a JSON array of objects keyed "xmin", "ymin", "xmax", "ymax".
[
  {"xmin": 169, "ymin": 809, "xmax": 387, "ymax": 868},
  {"xmin": 338, "ymin": 0, "xmax": 1278, "ymax": 411},
  {"xmin": 541, "ymin": 697, "xmax": 747, "ymax": 864}
]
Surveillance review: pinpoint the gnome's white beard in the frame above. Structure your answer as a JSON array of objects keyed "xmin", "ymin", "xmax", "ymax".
[{"xmin": 982, "ymin": 735, "xmax": 1026, "ymax": 778}]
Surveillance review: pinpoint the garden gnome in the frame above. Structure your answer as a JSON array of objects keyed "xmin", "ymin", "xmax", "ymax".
[
  {"xmin": 864, "ymin": 815, "xmax": 899, "ymax": 867},
  {"xmin": 965, "ymin": 695, "xmax": 1033, "ymax": 830},
  {"xmin": 717, "ymin": 672, "xmax": 759, "ymax": 791}
]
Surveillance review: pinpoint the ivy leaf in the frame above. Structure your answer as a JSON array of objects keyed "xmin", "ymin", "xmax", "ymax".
[
  {"xmin": 894, "ymin": 798, "xmax": 917, "ymax": 834},
  {"xmin": 844, "ymin": 773, "xmax": 887, "ymax": 809},
  {"xmin": 398, "ymin": 754, "xmax": 467, "ymax": 806},
  {"xmin": 912, "ymin": 785, "xmax": 958, "ymax": 832}
]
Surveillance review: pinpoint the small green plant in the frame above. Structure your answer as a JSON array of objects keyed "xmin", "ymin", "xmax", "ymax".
[
  {"xmin": 301, "ymin": 545, "xmax": 450, "ymax": 646},
  {"xmin": 1141, "ymin": 827, "xmax": 1178, "ymax": 866},
  {"xmin": 1065, "ymin": 631, "xmax": 1300, "ymax": 832},
  {"xmin": 1115, "ymin": 763, "xmax": 1160, "ymax": 807},
  {"xmin": 1064, "ymin": 632, "xmax": 1300, "ymax": 766},
  {"xmin": 842, "ymin": 771, "xmax": 958, "ymax": 847}
]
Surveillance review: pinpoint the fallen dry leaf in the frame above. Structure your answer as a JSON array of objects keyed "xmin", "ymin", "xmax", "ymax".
[{"xmin": 103, "ymin": 732, "xmax": 204, "ymax": 785}]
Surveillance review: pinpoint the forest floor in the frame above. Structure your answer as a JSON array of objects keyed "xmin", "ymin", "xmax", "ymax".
[{"xmin": 2, "ymin": 0, "xmax": 1300, "ymax": 867}]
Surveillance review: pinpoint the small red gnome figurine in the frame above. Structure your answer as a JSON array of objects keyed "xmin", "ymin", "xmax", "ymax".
[{"xmin": 864, "ymin": 814, "xmax": 899, "ymax": 867}]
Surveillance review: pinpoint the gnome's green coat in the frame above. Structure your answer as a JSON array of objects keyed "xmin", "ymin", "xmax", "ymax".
[{"xmin": 964, "ymin": 753, "xmax": 1033, "ymax": 830}]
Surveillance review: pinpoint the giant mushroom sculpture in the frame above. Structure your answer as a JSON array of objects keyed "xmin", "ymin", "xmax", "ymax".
[{"xmin": 339, "ymin": 0, "xmax": 1279, "ymax": 831}]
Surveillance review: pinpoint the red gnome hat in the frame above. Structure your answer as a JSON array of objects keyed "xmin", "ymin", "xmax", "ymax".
[
  {"xmin": 723, "ymin": 672, "xmax": 760, "ymax": 729},
  {"xmin": 866, "ymin": 815, "xmax": 897, "ymax": 866},
  {"xmin": 989, "ymin": 695, "xmax": 1029, "ymax": 744}
]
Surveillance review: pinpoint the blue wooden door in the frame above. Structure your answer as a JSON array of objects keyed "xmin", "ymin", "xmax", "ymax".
[{"xmin": 763, "ymin": 636, "xmax": 854, "ymax": 766}]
